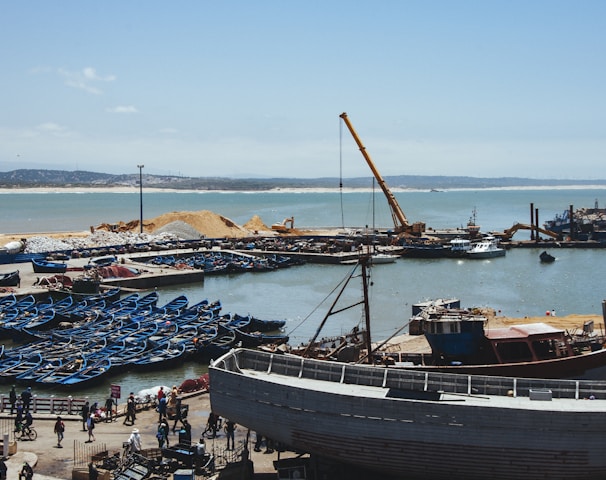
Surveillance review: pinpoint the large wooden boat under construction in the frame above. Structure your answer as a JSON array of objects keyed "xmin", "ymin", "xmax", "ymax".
[{"xmin": 210, "ymin": 347, "xmax": 606, "ymax": 480}]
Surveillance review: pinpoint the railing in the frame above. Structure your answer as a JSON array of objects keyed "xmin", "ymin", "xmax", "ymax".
[
  {"xmin": 0, "ymin": 395, "xmax": 88, "ymax": 415},
  {"xmin": 224, "ymin": 348, "xmax": 606, "ymax": 400}
]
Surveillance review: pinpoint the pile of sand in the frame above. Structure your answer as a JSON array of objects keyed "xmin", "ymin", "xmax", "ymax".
[
  {"xmin": 243, "ymin": 215, "xmax": 273, "ymax": 234},
  {"xmin": 146, "ymin": 210, "xmax": 252, "ymax": 238},
  {"xmin": 0, "ymin": 210, "xmax": 277, "ymax": 246}
]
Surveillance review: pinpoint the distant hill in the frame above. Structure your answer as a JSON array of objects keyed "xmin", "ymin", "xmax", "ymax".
[{"xmin": 0, "ymin": 169, "xmax": 605, "ymax": 191}]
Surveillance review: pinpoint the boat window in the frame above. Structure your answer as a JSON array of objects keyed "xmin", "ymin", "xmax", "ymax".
[
  {"xmin": 448, "ymin": 322, "xmax": 460, "ymax": 334},
  {"xmin": 493, "ymin": 341, "xmax": 533, "ymax": 363}
]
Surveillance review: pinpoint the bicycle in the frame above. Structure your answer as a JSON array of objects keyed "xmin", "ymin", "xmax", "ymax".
[
  {"xmin": 50, "ymin": 398, "xmax": 68, "ymax": 415},
  {"xmin": 14, "ymin": 423, "xmax": 37, "ymax": 441}
]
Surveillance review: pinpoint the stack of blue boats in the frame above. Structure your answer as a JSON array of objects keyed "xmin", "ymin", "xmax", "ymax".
[
  {"xmin": 145, "ymin": 251, "xmax": 305, "ymax": 274},
  {"xmin": 0, "ymin": 290, "xmax": 288, "ymax": 388}
]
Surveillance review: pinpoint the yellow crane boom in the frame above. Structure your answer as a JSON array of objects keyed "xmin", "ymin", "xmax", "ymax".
[{"xmin": 339, "ymin": 112, "xmax": 416, "ymax": 234}]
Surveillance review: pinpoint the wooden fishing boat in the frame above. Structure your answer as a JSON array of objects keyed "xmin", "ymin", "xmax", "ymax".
[
  {"xmin": 382, "ymin": 302, "xmax": 606, "ymax": 380},
  {"xmin": 31, "ymin": 258, "xmax": 68, "ymax": 274},
  {"xmin": 0, "ymin": 294, "xmax": 17, "ymax": 310},
  {"xmin": 0, "ymin": 353, "xmax": 43, "ymax": 382},
  {"xmin": 249, "ymin": 315, "xmax": 286, "ymax": 332},
  {"xmin": 12, "ymin": 295, "xmax": 36, "ymax": 312},
  {"xmin": 199, "ymin": 324, "xmax": 236, "ymax": 360},
  {"xmin": 11, "ymin": 309, "xmax": 56, "ymax": 337},
  {"xmin": 128, "ymin": 341, "xmax": 188, "ymax": 371},
  {"xmin": 0, "ymin": 307, "xmax": 20, "ymax": 337},
  {"xmin": 36, "ymin": 356, "xmax": 89, "ymax": 385},
  {"xmin": 15, "ymin": 357, "xmax": 63, "ymax": 383},
  {"xmin": 233, "ymin": 328, "xmax": 290, "ymax": 348},
  {"xmin": 59, "ymin": 356, "xmax": 112, "ymax": 387},
  {"xmin": 210, "ymin": 348, "xmax": 606, "ymax": 480},
  {"xmin": 108, "ymin": 340, "xmax": 149, "ymax": 367},
  {"xmin": 0, "ymin": 270, "xmax": 20, "ymax": 287}
]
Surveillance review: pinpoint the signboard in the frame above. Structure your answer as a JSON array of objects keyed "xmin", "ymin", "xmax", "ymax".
[{"xmin": 111, "ymin": 384, "xmax": 121, "ymax": 400}]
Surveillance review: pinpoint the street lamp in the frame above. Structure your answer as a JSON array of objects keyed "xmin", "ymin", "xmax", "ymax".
[{"xmin": 137, "ymin": 165, "xmax": 144, "ymax": 233}]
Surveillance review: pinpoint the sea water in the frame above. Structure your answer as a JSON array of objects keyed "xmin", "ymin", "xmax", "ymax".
[{"xmin": 1, "ymin": 187, "xmax": 606, "ymax": 402}]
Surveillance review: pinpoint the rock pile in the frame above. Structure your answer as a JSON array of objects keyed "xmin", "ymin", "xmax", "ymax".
[{"xmin": 23, "ymin": 230, "xmax": 183, "ymax": 254}]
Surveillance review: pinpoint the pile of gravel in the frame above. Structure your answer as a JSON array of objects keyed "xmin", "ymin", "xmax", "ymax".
[
  {"xmin": 23, "ymin": 229, "xmax": 189, "ymax": 254},
  {"xmin": 153, "ymin": 220, "xmax": 202, "ymax": 240}
]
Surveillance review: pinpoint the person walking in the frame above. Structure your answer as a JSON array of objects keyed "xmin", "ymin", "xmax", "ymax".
[
  {"xmin": 180, "ymin": 419, "xmax": 192, "ymax": 446},
  {"xmin": 54, "ymin": 416, "xmax": 65, "ymax": 448},
  {"xmin": 168, "ymin": 385, "xmax": 178, "ymax": 410},
  {"xmin": 8, "ymin": 386, "xmax": 17, "ymax": 415},
  {"xmin": 86, "ymin": 413, "xmax": 96, "ymax": 443},
  {"xmin": 104, "ymin": 397, "xmax": 114, "ymax": 423},
  {"xmin": 205, "ymin": 411, "xmax": 218, "ymax": 438},
  {"xmin": 157, "ymin": 393, "xmax": 167, "ymax": 423},
  {"xmin": 14, "ymin": 402, "xmax": 23, "ymax": 433},
  {"xmin": 81, "ymin": 401, "xmax": 90, "ymax": 431},
  {"xmin": 20, "ymin": 387, "xmax": 32, "ymax": 413},
  {"xmin": 124, "ymin": 392, "xmax": 136, "ymax": 426},
  {"xmin": 225, "ymin": 419, "xmax": 236, "ymax": 450},
  {"xmin": 128, "ymin": 428, "xmax": 142, "ymax": 454},
  {"xmin": 157, "ymin": 418, "xmax": 169, "ymax": 448},
  {"xmin": 171, "ymin": 397, "xmax": 183, "ymax": 433}
]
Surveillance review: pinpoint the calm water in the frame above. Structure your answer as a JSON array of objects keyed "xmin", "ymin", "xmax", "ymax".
[{"xmin": 1, "ymin": 188, "xmax": 606, "ymax": 403}]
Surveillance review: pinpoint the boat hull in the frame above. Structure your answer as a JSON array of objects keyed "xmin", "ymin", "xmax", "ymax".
[
  {"xmin": 210, "ymin": 348, "xmax": 606, "ymax": 480},
  {"xmin": 404, "ymin": 348, "xmax": 606, "ymax": 380}
]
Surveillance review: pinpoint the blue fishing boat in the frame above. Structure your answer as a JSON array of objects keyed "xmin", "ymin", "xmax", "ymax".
[
  {"xmin": 59, "ymin": 356, "xmax": 112, "ymax": 387},
  {"xmin": 198, "ymin": 324, "xmax": 237, "ymax": 361},
  {"xmin": 36, "ymin": 356, "xmax": 89, "ymax": 385},
  {"xmin": 13, "ymin": 295, "xmax": 36, "ymax": 312},
  {"xmin": 12, "ymin": 309, "xmax": 57, "ymax": 337},
  {"xmin": 0, "ymin": 353, "xmax": 43, "ymax": 382},
  {"xmin": 0, "ymin": 307, "xmax": 20, "ymax": 337},
  {"xmin": 109, "ymin": 340, "xmax": 149, "ymax": 367},
  {"xmin": 31, "ymin": 258, "xmax": 68, "ymax": 274},
  {"xmin": 0, "ymin": 270, "xmax": 20, "ymax": 287},
  {"xmin": 248, "ymin": 315, "xmax": 286, "ymax": 332},
  {"xmin": 0, "ymin": 294, "xmax": 17, "ymax": 310},
  {"xmin": 129, "ymin": 341, "xmax": 188, "ymax": 371},
  {"xmin": 15, "ymin": 357, "xmax": 63, "ymax": 383},
  {"xmin": 233, "ymin": 328, "xmax": 289, "ymax": 348}
]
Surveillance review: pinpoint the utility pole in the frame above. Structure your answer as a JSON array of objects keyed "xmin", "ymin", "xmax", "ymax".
[{"xmin": 137, "ymin": 164, "xmax": 144, "ymax": 233}]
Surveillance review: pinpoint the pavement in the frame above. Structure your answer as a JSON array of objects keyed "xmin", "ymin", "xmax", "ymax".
[{"xmin": 1, "ymin": 389, "xmax": 283, "ymax": 479}]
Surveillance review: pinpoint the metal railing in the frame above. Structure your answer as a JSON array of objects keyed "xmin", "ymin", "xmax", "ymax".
[{"xmin": 0, "ymin": 395, "xmax": 88, "ymax": 415}]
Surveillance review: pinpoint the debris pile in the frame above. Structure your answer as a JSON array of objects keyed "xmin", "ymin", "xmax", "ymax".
[{"xmin": 18, "ymin": 210, "xmax": 273, "ymax": 254}]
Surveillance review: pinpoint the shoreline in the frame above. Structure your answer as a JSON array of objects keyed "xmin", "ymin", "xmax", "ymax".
[{"xmin": 2, "ymin": 184, "xmax": 606, "ymax": 195}]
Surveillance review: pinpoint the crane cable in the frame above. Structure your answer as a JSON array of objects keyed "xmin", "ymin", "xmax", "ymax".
[{"xmin": 339, "ymin": 117, "xmax": 345, "ymax": 230}]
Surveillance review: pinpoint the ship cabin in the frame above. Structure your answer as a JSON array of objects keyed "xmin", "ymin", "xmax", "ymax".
[{"xmin": 484, "ymin": 323, "xmax": 574, "ymax": 364}]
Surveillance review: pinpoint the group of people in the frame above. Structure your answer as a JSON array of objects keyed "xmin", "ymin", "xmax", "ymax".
[
  {"xmin": 0, "ymin": 458, "xmax": 33, "ymax": 480},
  {"xmin": 4, "ymin": 382, "xmax": 270, "ymax": 477},
  {"xmin": 9, "ymin": 385, "xmax": 33, "ymax": 415},
  {"xmin": 9, "ymin": 386, "xmax": 35, "ymax": 437}
]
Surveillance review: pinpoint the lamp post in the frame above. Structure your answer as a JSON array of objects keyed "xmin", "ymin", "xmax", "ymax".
[{"xmin": 137, "ymin": 164, "xmax": 144, "ymax": 233}]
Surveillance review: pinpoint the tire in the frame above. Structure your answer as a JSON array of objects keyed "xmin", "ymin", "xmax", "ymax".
[{"xmin": 27, "ymin": 429, "xmax": 37, "ymax": 441}]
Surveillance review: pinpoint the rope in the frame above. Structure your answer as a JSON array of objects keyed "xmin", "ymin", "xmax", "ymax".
[
  {"xmin": 339, "ymin": 117, "xmax": 345, "ymax": 229},
  {"xmin": 287, "ymin": 263, "xmax": 359, "ymax": 337}
]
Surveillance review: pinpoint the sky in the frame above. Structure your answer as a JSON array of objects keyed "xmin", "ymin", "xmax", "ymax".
[{"xmin": 1, "ymin": 1, "xmax": 605, "ymax": 180}]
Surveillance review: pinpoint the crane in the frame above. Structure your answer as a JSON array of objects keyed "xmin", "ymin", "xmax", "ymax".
[{"xmin": 339, "ymin": 112, "xmax": 424, "ymax": 235}]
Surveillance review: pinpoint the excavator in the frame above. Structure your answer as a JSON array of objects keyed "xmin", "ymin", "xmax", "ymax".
[
  {"xmin": 271, "ymin": 217, "xmax": 295, "ymax": 233},
  {"xmin": 339, "ymin": 112, "xmax": 425, "ymax": 236},
  {"xmin": 493, "ymin": 223, "xmax": 561, "ymax": 241}
]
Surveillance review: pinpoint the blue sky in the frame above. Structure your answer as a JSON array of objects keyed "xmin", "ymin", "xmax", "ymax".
[{"xmin": 1, "ymin": 1, "xmax": 605, "ymax": 180}]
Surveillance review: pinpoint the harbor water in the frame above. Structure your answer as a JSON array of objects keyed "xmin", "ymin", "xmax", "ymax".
[{"xmin": 1, "ymin": 187, "xmax": 606, "ymax": 404}]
